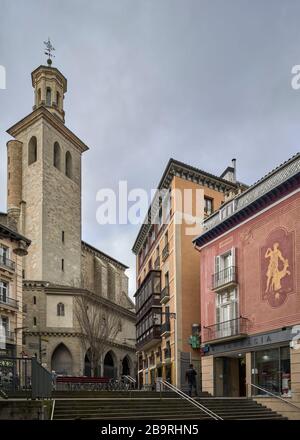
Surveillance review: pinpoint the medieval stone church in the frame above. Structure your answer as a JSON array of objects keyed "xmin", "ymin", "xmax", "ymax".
[{"xmin": 2, "ymin": 61, "xmax": 136, "ymax": 377}]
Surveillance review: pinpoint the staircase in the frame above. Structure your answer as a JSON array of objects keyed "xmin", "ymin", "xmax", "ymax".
[
  {"xmin": 195, "ymin": 397, "xmax": 287, "ymax": 420},
  {"xmin": 52, "ymin": 392, "xmax": 287, "ymax": 420}
]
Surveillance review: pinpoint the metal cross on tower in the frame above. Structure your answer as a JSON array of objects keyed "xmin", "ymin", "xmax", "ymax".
[{"xmin": 44, "ymin": 38, "xmax": 55, "ymax": 66}]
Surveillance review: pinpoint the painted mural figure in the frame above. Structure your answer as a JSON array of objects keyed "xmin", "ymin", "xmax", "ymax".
[{"xmin": 265, "ymin": 242, "xmax": 290, "ymax": 295}]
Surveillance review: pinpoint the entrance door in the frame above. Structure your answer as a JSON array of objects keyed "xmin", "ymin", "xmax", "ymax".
[{"xmin": 214, "ymin": 355, "xmax": 246, "ymax": 397}]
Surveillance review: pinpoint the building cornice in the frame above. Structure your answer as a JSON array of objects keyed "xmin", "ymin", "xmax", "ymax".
[
  {"xmin": 194, "ymin": 153, "xmax": 300, "ymax": 247},
  {"xmin": 24, "ymin": 331, "xmax": 136, "ymax": 352},
  {"xmin": 132, "ymin": 158, "xmax": 243, "ymax": 254},
  {"xmin": 7, "ymin": 107, "xmax": 89, "ymax": 154},
  {"xmin": 23, "ymin": 281, "xmax": 136, "ymax": 321}
]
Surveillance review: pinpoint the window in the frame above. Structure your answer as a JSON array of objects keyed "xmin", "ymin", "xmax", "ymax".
[
  {"xmin": 62, "ymin": 231, "xmax": 65, "ymax": 243},
  {"xmin": 0, "ymin": 245, "xmax": 9, "ymax": 264},
  {"xmin": 118, "ymin": 320, "xmax": 122, "ymax": 332},
  {"xmin": 0, "ymin": 281, "xmax": 8, "ymax": 303},
  {"xmin": 204, "ymin": 197, "xmax": 213, "ymax": 215},
  {"xmin": 56, "ymin": 91, "xmax": 60, "ymax": 107},
  {"xmin": 28, "ymin": 136, "xmax": 37, "ymax": 165},
  {"xmin": 61, "ymin": 259, "xmax": 64, "ymax": 271},
  {"xmin": 53, "ymin": 142, "xmax": 61, "ymax": 170},
  {"xmin": 216, "ymin": 289, "xmax": 238, "ymax": 337},
  {"xmin": 33, "ymin": 317, "xmax": 37, "ymax": 326},
  {"xmin": 57, "ymin": 302, "xmax": 65, "ymax": 316},
  {"xmin": 46, "ymin": 87, "xmax": 51, "ymax": 106},
  {"xmin": 219, "ymin": 200, "xmax": 236, "ymax": 221},
  {"xmin": 33, "ymin": 296, "xmax": 36, "ymax": 305},
  {"xmin": 164, "ymin": 231, "xmax": 168, "ymax": 246},
  {"xmin": 214, "ymin": 248, "xmax": 236, "ymax": 287},
  {"xmin": 65, "ymin": 151, "xmax": 72, "ymax": 178},
  {"xmin": 252, "ymin": 346, "xmax": 291, "ymax": 397},
  {"xmin": 0, "ymin": 316, "xmax": 9, "ymax": 335},
  {"xmin": 165, "ymin": 271, "xmax": 169, "ymax": 287},
  {"xmin": 37, "ymin": 88, "xmax": 41, "ymax": 104}
]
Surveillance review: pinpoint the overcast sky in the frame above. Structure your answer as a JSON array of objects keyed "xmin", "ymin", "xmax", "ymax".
[{"xmin": 0, "ymin": 0, "xmax": 299, "ymax": 296}]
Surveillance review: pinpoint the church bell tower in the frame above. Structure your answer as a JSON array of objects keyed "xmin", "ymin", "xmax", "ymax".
[{"xmin": 6, "ymin": 41, "xmax": 89, "ymax": 287}]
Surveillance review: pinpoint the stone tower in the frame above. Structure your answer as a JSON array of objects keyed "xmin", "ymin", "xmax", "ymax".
[{"xmin": 6, "ymin": 64, "xmax": 89, "ymax": 287}]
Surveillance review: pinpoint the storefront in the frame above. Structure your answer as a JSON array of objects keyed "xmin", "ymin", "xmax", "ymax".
[{"xmin": 202, "ymin": 328, "xmax": 294, "ymax": 398}]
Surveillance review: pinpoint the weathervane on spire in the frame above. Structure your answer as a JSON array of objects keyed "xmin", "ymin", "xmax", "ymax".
[{"xmin": 44, "ymin": 38, "xmax": 55, "ymax": 66}]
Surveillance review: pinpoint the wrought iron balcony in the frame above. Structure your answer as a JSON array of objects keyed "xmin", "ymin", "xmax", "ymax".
[
  {"xmin": 0, "ymin": 255, "xmax": 15, "ymax": 272},
  {"xmin": 212, "ymin": 266, "xmax": 237, "ymax": 291},
  {"xmin": 0, "ymin": 295, "xmax": 18, "ymax": 309},
  {"xmin": 162, "ymin": 243, "xmax": 169, "ymax": 262},
  {"xmin": 160, "ymin": 285, "xmax": 170, "ymax": 304},
  {"xmin": 203, "ymin": 316, "xmax": 249, "ymax": 343},
  {"xmin": 161, "ymin": 320, "xmax": 171, "ymax": 337}
]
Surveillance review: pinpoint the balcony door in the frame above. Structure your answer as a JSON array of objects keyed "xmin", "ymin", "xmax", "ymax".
[
  {"xmin": 215, "ymin": 248, "xmax": 235, "ymax": 287},
  {"xmin": 216, "ymin": 289, "xmax": 238, "ymax": 338}
]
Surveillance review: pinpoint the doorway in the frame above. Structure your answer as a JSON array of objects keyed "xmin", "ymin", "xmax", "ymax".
[{"xmin": 214, "ymin": 354, "xmax": 246, "ymax": 397}]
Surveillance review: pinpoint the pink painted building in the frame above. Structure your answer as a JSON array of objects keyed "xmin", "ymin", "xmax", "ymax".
[{"xmin": 193, "ymin": 153, "xmax": 300, "ymax": 402}]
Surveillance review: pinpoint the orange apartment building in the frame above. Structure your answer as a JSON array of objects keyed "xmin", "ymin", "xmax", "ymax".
[{"xmin": 132, "ymin": 158, "xmax": 244, "ymax": 389}]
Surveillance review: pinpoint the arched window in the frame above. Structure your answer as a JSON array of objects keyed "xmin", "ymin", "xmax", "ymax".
[
  {"xmin": 46, "ymin": 87, "xmax": 51, "ymax": 106},
  {"xmin": 53, "ymin": 142, "xmax": 61, "ymax": 170},
  {"xmin": 28, "ymin": 136, "xmax": 37, "ymax": 165},
  {"xmin": 57, "ymin": 302, "xmax": 65, "ymax": 316},
  {"xmin": 37, "ymin": 88, "xmax": 41, "ymax": 105},
  {"xmin": 65, "ymin": 151, "xmax": 72, "ymax": 179}
]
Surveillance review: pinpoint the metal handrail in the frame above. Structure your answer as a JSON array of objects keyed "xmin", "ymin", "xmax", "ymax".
[
  {"xmin": 123, "ymin": 375, "xmax": 136, "ymax": 384},
  {"xmin": 50, "ymin": 399, "xmax": 56, "ymax": 420},
  {"xmin": 248, "ymin": 383, "xmax": 300, "ymax": 411},
  {"xmin": 158, "ymin": 379, "xmax": 223, "ymax": 420}
]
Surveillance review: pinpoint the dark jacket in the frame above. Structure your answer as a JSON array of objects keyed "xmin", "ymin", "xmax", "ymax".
[{"xmin": 186, "ymin": 368, "xmax": 197, "ymax": 384}]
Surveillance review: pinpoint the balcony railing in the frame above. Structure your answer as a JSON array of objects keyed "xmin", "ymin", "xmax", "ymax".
[
  {"xmin": 154, "ymin": 256, "xmax": 160, "ymax": 269},
  {"xmin": 203, "ymin": 317, "xmax": 249, "ymax": 343},
  {"xmin": 137, "ymin": 325, "xmax": 161, "ymax": 350},
  {"xmin": 212, "ymin": 266, "xmax": 237, "ymax": 291},
  {"xmin": 0, "ymin": 295, "xmax": 18, "ymax": 309},
  {"xmin": 0, "ymin": 255, "xmax": 15, "ymax": 272},
  {"xmin": 0, "ymin": 330, "xmax": 15, "ymax": 344},
  {"xmin": 160, "ymin": 285, "xmax": 170, "ymax": 304},
  {"xmin": 161, "ymin": 320, "xmax": 171, "ymax": 336},
  {"xmin": 162, "ymin": 243, "xmax": 169, "ymax": 262}
]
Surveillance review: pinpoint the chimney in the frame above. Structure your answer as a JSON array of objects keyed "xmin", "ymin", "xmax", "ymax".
[{"xmin": 232, "ymin": 158, "xmax": 236, "ymax": 183}]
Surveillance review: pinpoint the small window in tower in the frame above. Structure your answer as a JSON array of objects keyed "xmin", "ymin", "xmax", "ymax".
[
  {"xmin": 38, "ymin": 88, "xmax": 41, "ymax": 104},
  {"xmin": 62, "ymin": 231, "xmax": 65, "ymax": 243},
  {"xmin": 56, "ymin": 91, "xmax": 60, "ymax": 107},
  {"xmin": 33, "ymin": 317, "xmax": 37, "ymax": 326},
  {"xmin": 65, "ymin": 151, "xmax": 73, "ymax": 179},
  {"xmin": 28, "ymin": 136, "xmax": 37, "ymax": 165},
  {"xmin": 53, "ymin": 142, "xmax": 61, "ymax": 170},
  {"xmin": 46, "ymin": 87, "xmax": 51, "ymax": 106},
  {"xmin": 33, "ymin": 296, "xmax": 36, "ymax": 305},
  {"xmin": 57, "ymin": 302, "xmax": 65, "ymax": 316},
  {"xmin": 61, "ymin": 259, "xmax": 64, "ymax": 271}
]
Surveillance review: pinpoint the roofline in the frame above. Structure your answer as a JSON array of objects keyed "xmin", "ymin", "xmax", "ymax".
[
  {"xmin": 31, "ymin": 65, "xmax": 67, "ymax": 91},
  {"xmin": 0, "ymin": 223, "xmax": 31, "ymax": 245},
  {"xmin": 132, "ymin": 157, "xmax": 243, "ymax": 254},
  {"xmin": 7, "ymin": 107, "xmax": 89, "ymax": 153},
  {"xmin": 193, "ymin": 152, "xmax": 300, "ymax": 247},
  {"xmin": 81, "ymin": 240, "xmax": 129, "ymax": 270}
]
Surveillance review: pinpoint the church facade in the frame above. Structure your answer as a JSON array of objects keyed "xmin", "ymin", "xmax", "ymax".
[{"xmin": 3, "ymin": 62, "xmax": 136, "ymax": 377}]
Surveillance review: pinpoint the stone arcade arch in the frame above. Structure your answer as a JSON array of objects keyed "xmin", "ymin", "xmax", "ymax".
[
  {"xmin": 51, "ymin": 343, "xmax": 73, "ymax": 376},
  {"xmin": 122, "ymin": 355, "xmax": 132, "ymax": 376},
  {"xmin": 103, "ymin": 350, "xmax": 117, "ymax": 379}
]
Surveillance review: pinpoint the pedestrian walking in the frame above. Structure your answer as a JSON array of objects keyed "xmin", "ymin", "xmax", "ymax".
[{"xmin": 185, "ymin": 363, "xmax": 198, "ymax": 397}]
